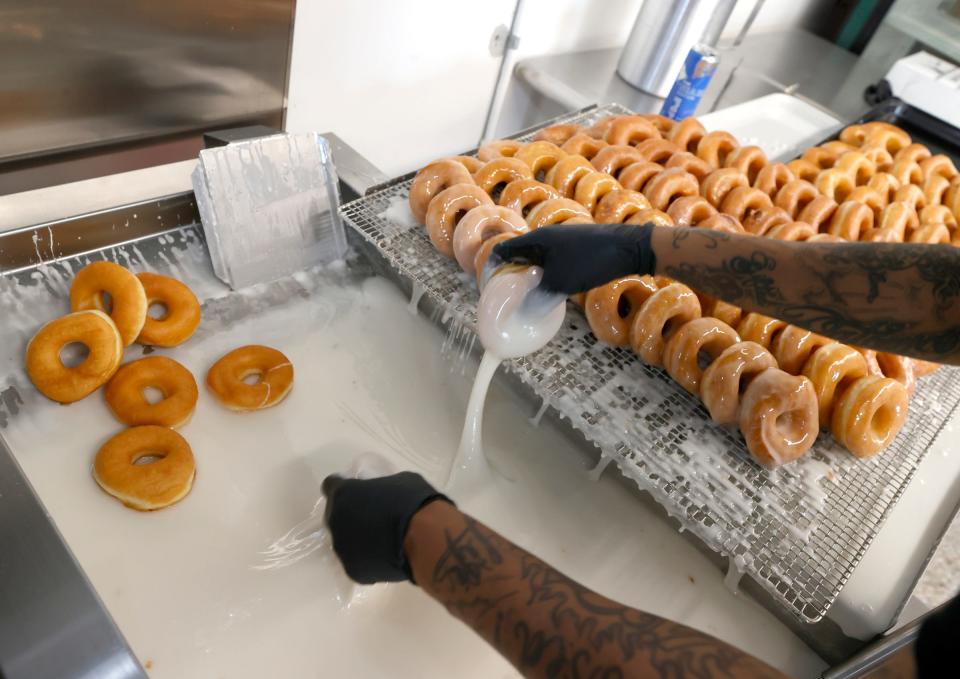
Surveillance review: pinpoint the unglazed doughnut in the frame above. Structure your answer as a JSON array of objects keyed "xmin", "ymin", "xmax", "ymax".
[
  {"xmin": 894, "ymin": 183, "xmax": 927, "ymax": 211},
  {"xmin": 665, "ymin": 152, "xmax": 713, "ymax": 182},
  {"xmin": 409, "ymin": 159, "xmax": 474, "ymax": 222},
  {"xmin": 946, "ymin": 177, "xmax": 960, "ymax": 219},
  {"xmin": 839, "ymin": 124, "xmax": 869, "ymax": 147},
  {"xmin": 797, "ymin": 196, "xmax": 839, "ymax": 231},
  {"xmin": 526, "ymin": 198, "xmax": 591, "ymax": 228},
  {"xmin": 534, "ymin": 123, "xmax": 582, "ymax": 145},
  {"xmin": 719, "ymin": 187, "xmax": 773, "ymax": 223},
  {"xmin": 473, "ymin": 158, "xmax": 534, "ymax": 196},
  {"xmin": 604, "ymin": 116, "xmax": 661, "ymax": 146},
  {"xmin": 868, "ymin": 172, "xmax": 900, "ymax": 205},
  {"xmin": 206, "ymin": 345, "xmax": 294, "ymax": 411},
  {"xmin": 135, "ymin": 273, "xmax": 201, "ymax": 347},
  {"xmin": 875, "ymin": 353, "xmax": 917, "ymax": 397},
  {"xmin": 696, "ymin": 131, "xmax": 738, "ymax": 168},
  {"xmin": 546, "ymin": 154, "xmax": 595, "ymax": 197},
  {"xmin": 473, "ymin": 233, "xmax": 516, "ymax": 288},
  {"xmin": 801, "ymin": 343, "xmax": 868, "ymax": 424},
  {"xmin": 701, "ymin": 168, "xmax": 748, "ymax": 208},
  {"xmin": 498, "ymin": 179, "xmax": 560, "ymax": 217},
  {"xmin": 618, "ymin": 161, "xmax": 665, "ymax": 193},
  {"xmin": 923, "ymin": 175, "xmax": 950, "ymax": 207},
  {"xmin": 820, "ymin": 140, "xmax": 857, "ymax": 156},
  {"xmin": 739, "ymin": 368, "xmax": 819, "ymax": 467},
  {"xmin": 700, "ymin": 341, "xmax": 777, "ymax": 424},
  {"xmin": 593, "ymin": 190, "xmax": 651, "ymax": 223},
  {"xmin": 625, "ymin": 208, "xmax": 675, "ymax": 227},
  {"xmin": 816, "ymin": 168, "xmax": 855, "ymax": 203},
  {"xmin": 806, "ymin": 233, "xmax": 845, "ymax": 243},
  {"xmin": 668, "ymin": 117, "xmax": 706, "ymax": 153},
  {"xmin": 642, "ymin": 168, "xmax": 698, "ymax": 211},
  {"xmin": 698, "ymin": 213, "xmax": 746, "ymax": 234},
  {"xmin": 425, "ymin": 183, "xmax": 493, "ymax": 257},
  {"xmin": 830, "ymin": 375, "xmax": 908, "ymax": 457},
  {"xmin": 835, "ymin": 151, "xmax": 877, "ymax": 185},
  {"xmin": 635, "ymin": 138, "xmax": 682, "ymax": 164},
  {"xmin": 662, "ymin": 317, "xmax": 740, "ymax": 395},
  {"xmin": 743, "ymin": 206, "xmax": 791, "ymax": 236},
  {"xmin": 561, "ymin": 134, "xmax": 608, "ymax": 159},
  {"xmin": 724, "ymin": 145, "xmax": 767, "ymax": 183},
  {"xmin": 630, "ymin": 283, "xmax": 701, "ymax": 366},
  {"xmin": 26, "ymin": 310, "xmax": 123, "ymax": 403},
  {"xmin": 737, "ymin": 313, "xmax": 786, "ymax": 349},
  {"xmin": 890, "ymin": 159, "xmax": 922, "ymax": 186},
  {"xmin": 864, "ymin": 126, "xmax": 911, "ymax": 155},
  {"xmin": 574, "ymin": 172, "xmax": 621, "ymax": 213},
  {"xmin": 584, "ymin": 275, "xmax": 658, "ymax": 346},
  {"xmin": 775, "ymin": 180, "xmax": 819, "ymax": 218},
  {"xmin": 667, "ymin": 196, "xmax": 717, "ymax": 226},
  {"xmin": 766, "ymin": 221, "xmax": 817, "ymax": 241},
  {"xmin": 861, "ymin": 145, "xmax": 895, "ymax": 172},
  {"xmin": 770, "ymin": 325, "xmax": 831, "ymax": 375},
  {"xmin": 753, "ymin": 163, "xmax": 795, "ymax": 199},
  {"xmin": 591, "ymin": 145, "xmax": 645, "ymax": 176},
  {"xmin": 919, "ymin": 204, "xmax": 957, "ymax": 228},
  {"xmin": 786, "ymin": 159, "xmax": 820, "ymax": 183},
  {"xmin": 895, "ymin": 144, "xmax": 932, "ymax": 166},
  {"xmin": 104, "ymin": 356, "xmax": 198, "ymax": 428},
  {"xmin": 828, "ymin": 201, "xmax": 874, "ymax": 240},
  {"xmin": 70, "ymin": 261, "xmax": 147, "ymax": 346},
  {"xmin": 453, "ymin": 206, "xmax": 528, "ymax": 274},
  {"xmin": 477, "ymin": 139, "xmax": 524, "ymax": 162},
  {"xmin": 848, "ymin": 187, "xmax": 885, "ymax": 221},
  {"xmin": 878, "ymin": 201, "xmax": 919, "ymax": 240},
  {"xmin": 515, "ymin": 141, "xmax": 566, "ymax": 178},
  {"xmin": 93, "ymin": 425, "xmax": 196, "ymax": 511},
  {"xmin": 802, "ymin": 146, "xmax": 841, "ymax": 170},
  {"xmin": 920, "ymin": 154, "xmax": 958, "ymax": 181}
]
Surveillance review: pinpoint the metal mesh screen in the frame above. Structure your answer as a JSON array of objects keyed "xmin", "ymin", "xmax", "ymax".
[{"xmin": 340, "ymin": 104, "xmax": 960, "ymax": 623}]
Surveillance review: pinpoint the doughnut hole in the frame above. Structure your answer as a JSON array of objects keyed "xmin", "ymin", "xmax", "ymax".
[
  {"xmin": 490, "ymin": 182, "xmax": 510, "ymax": 203},
  {"xmin": 872, "ymin": 403, "xmax": 896, "ymax": 437},
  {"xmin": 241, "ymin": 370, "xmax": 264, "ymax": 386},
  {"xmin": 133, "ymin": 450, "xmax": 166, "ymax": 466},
  {"xmin": 776, "ymin": 410, "xmax": 808, "ymax": 446},
  {"xmin": 147, "ymin": 301, "xmax": 169, "ymax": 321},
  {"xmin": 59, "ymin": 341, "xmax": 90, "ymax": 368},
  {"xmin": 142, "ymin": 386, "xmax": 165, "ymax": 405}
]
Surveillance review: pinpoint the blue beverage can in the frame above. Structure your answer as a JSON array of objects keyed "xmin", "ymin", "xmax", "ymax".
[{"xmin": 660, "ymin": 43, "xmax": 719, "ymax": 121}]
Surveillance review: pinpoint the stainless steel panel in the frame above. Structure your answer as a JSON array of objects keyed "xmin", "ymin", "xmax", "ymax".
[{"xmin": 0, "ymin": 0, "xmax": 294, "ymax": 163}]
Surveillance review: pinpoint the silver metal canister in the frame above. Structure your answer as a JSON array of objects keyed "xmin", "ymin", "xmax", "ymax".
[{"xmin": 617, "ymin": 0, "xmax": 736, "ymax": 97}]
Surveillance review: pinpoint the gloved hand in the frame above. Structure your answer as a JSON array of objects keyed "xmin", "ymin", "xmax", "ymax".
[
  {"xmin": 322, "ymin": 471, "xmax": 452, "ymax": 585},
  {"xmin": 490, "ymin": 223, "xmax": 657, "ymax": 295}
]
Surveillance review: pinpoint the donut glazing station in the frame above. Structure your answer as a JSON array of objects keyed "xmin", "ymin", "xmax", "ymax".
[{"xmin": 1, "ymin": 112, "xmax": 959, "ymax": 678}]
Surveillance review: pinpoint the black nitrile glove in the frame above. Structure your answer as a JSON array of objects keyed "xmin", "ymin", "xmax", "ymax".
[
  {"xmin": 490, "ymin": 223, "xmax": 656, "ymax": 295},
  {"xmin": 322, "ymin": 471, "xmax": 452, "ymax": 585}
]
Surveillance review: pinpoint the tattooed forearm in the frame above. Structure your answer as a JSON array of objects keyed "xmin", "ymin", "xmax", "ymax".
[
  {"xmin": 652, "ymin": 226, "xmax": 960, "ymax": 363},
  {"xmin": 406, "ymin": 502, "xmax": 786, "ymax": 679}
]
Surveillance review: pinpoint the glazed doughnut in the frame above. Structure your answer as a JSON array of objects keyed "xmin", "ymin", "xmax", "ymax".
[
  {"xmin": 662, "ymin": 317, "xmax": 740, "ymax": 395},
  {"xmin": 920, "ymin": 154, "xmax": 958, "ymax": 181},
  {"xmin": 477, "ymin": 139, "xmax": 524, "ymax": 162},
  {"xmin": 639, "ymin": 114, "xmax": 676, "ymax": 134},
  {"xmin": 593, "ymin": 190, "xmax": 651, "ymax": 223},
  {"xmin": 743, "ymin": 206, "xmax": 791, "ymax": 236},
  {"xmin": 473, "ymin": 158, "xmax": 534, "ymax": 196},
  {"xmin": 890, "ymin": 159, "xmax": 923, "ymax": 186},
  {"xmin": 643, "ymin": 168, "xmax": 699, "ymax": 211},
  {"xmin": 698, "ymin": 213, "xmax": 746, "ymax": 234},
  {"xmin": 857, "ymin": 348, "xmax": 884, "ymax": 376},
  {"xmin": 797, "ymin": 196, "xmax": 839, "ymax": 231},
  {"xmin": 26, "ymin": 310, "xmax": 122, "ymax": 403},
  {"xmin": 766, "ymin": 221, "xmax": 817, "ymax": 241},
  {"xmin": 875, "ymin": 352, "xmax": 917, "ymax": 397},
  {"xmin": 785, "ymin": 159, "xmax": 820, "ymax": 183},
  {"xmin": 561, "ymin": 213, "xmax": 596, "ymax": 225},
  {"xmin": 894, "ymin": 144, "xmax": 931, "ymax": 166},
  {"xmin": 453, "ymin": 206, "xmax": 528, "ymax": 273},
  {"xmin": 667, "ymin": 196, "xmax": 717, "ymax": 226},
  {"xmin": 801, "ymin": 343, "xmax": 868, "ymax": 424},
  {"xmin": 425, "ymin": 183, "xmax": 493, "ymax": 257},
  {"xmin": 861, "ymin": 146, "xmax": 895, "ymax": 172},
  {"xmin": 498, "ymin": 179, "xmax": 560, "ymax": 217},
  {"xmin": 635, "ymin": 138, "xmax": 682, "ymax": 164},
  {"xmin": 591, "ymin": 145, "xmax": 645, "ymax": 176},
  {"xmin": 696, "ymin": 131, "xmax": 738, "ymax": 168},
  {"xmin": 630, "ymin": 283, "xmax": 701, "ymax": 366},
  {"xmin": 618, "ymin": 161, "xmax": 665, "ymax": 193},
  {"xmin": 830, "ymin": 375, "xmax": 908, "ymax": 458},
  {"xmin": 820, "ymin": 140, "xmax": 857, "ymax": 156},
  {"xmin": 828, "ymin": 201, "xmax": 874, "ymax": 240},
  {"xmin": 515, "ymin": 141, "xmax": 566, "ymax": 179},
  {"xmin": 923, "ymin": 174, "xmax": 950, "ymax": 207},
  {"xmin": 573, "ymin": 172, "xmax": 621, "ymax": 214},
  {"xmin": 473, "ymin": 233, "xmax": 516, "ymax": 288},
  {"xmin": 665, "ymin": 152, "xmax": 713, "ymax": 182},
  {"xmin": 753, "ymin": 163, "xmax": 796, "ymax": 199},
  {"xmin": 584, "ymin": 275, "xmax": 659, "ymax": 346},
  {"xmin": 587, "ymin": 115, "xmax": 628, "ymax": 140},
  {"xmin": 700, "ymin": 341, "xmax": 777, "ymax": 424},
  {"xmin": 697, "ymin": 293, "xmax": 743, "ymax": 328},
  {"xmin": 867, "ymin": 172, "xmax": 900, "ymax": 205},
  {"xmin": 70, "ymin": 261, "xmax": 147, "ymax": 346},
  {"xmin": 526, "ymin": 198, "xmax": 591, "ymax": 228},
  {"xmin": 816, "ymin": 169, "xmax": 855, "ymax": 203},
  {"xmin": 835, "ymin": 152, "xmax": 877, "ymax": 186},
  {"xmin": 847, "ymin": 187, "xmax": 885, "ymax": 221},
  {"xmin": 775, "ymin": 180, "xmax": 819, "ymax": 218},
  {"xmin": 546, "ymin": 155, "xmax": 595, "ymax": 198},
  {"xmin": 206, "ymin": 345, "xmax": 294, "ymax": 411},
  {"xmin": 701, "ymin": 168, "xmax": 748, "ymax": 208},
  {"xmin": 625, "ymin": 208, "xmax": 675, "ymax": 227},
  {"xmin": 739, "ymin": 368, "xmax": 819, "ymax": 467},
  {"xmin": 878, "ymin": 201, "xmax": 919, "ymax": 240},
  {"xmin": 561, "ymin": 134, "xmax": 608, "ymax": 160},
  {"xmin": 801, "ymin": 146, "xmax": 841, "ymax": 170},
  {"xmin": 864, "ymin": 126, "xmax": 912, "ymax": 155},
  {"xmin": 720, "ymin": 187, "xmax": 774, "ymax": 223},
  {"xmin": 409, "ymin": 159, "xmax": 474, "ymax": 222},
  {"xmin": 104, "ymin": 356, "xmax": 198, "ymax": 428},
  {"xmin": 534, "ymin": 123, "xmax": 582, "ymax": 146},
  {"xmin": 839, "ymin": 124, "xmax": 869, "ymax": 147},
  {"xmin": 914, "ymin": 359, "xmax": 942, "ymax": 377},
  {"xmin": 724, "ymin": 145, "xmax": 768, "ymax": 183},
  {"xmin": 894, "ymin": 183, "xmax": 927, "ymax": 212},
  {"xmin": 604, "ymin": 116, "xmax": 662, "ymax": 145},
  {"xmin": 920, "ymin": 204, "xmax": 957, "ymax": 228},
  {"xmin": 93, "ymin": 425, "xmax": 195, "ymax": 511},
  {"xmin": 806, "ymin": 233, "xmax": 845, "ymax": 243},
  {"xmin": 668, "ymin": 117, "xmax": 706, "ymax": 153},
  {"xmin": 770, "ymin": 325, "xmax": 831, "ymax": 375},
  {"xmin": 862, "ymin": 226, "xmax": 903, "ymax": 243},
  {"xmin": 451, "ymin": 155, "xmax": 484, "ymax": 174},
  {"xmin": 946, "ymin": 177, "xmax": 960, "ymax": 219},
  {"xmin": 737, "ymin": 313, "xmax": 787, "ymax": 350},
  {"xmin": 135, "ymin": 273, "xmax": 201, "ymax": 347}
]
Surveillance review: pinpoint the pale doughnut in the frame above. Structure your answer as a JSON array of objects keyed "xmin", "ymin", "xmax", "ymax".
[
  {"xmin": 739, "ymin": 368, "xmax": 819, "ymax": 467},
  {"xmin": 696, "ymin": 131, "xmax": 738, "ymax": 168},
  {"xmin": 667, "ymin": 196, "xmax": 717, "ymax": 226},
  {"xmin": 701, "ymin": 168, "xmax": 748, "ymax": 208},
  {"xmin": 868, "ymin": 172, "xmax": 900, "ymax": 205},
  {"xmin": 797, "ymin": 197, "xmax": 839, "ymax": 231},
  {"xmin": 909, "ymin": 223, "xmax": 951, "ymax": 245},
  {"xmin": 700, "ymin": 341, "xmax": 777, "ymax": 424},
  {"xmin": 206, "ymin": 345, "xmax": 294, "ymax": 411},
  {"xmin": 625, "ymin": 208, "xmax": 675, "ymax": 227},
  {"xmin": 668, "ymin": 117, "xmax": 706, "ymax": 153},
  {"xmin": 770, "ymin": 325, "xmax": 831, "ymax": 375},
  {"xmin": 805, "ymin": 233, "xmax": 845, "ymax": 243},
  {"xmin": 890, "ymin": 159, "xmax": 923, "ymax": 186},
  {"xmin": 662, "ymin": 317, "xmax": 740, "ymax": 395},
  {"xmin": 864, "ymin": 146, "xmax": 897, "ymax": 173},
  {"xmin": 875, "ymin": 353, "xmax": 917, "ymax": 397},
  {"xmin": 720, "ymin": 187, "xmax": 773, "ymax": 223},
  {"xmin": 753, "ymin": 163, "xmax": 795, "ymax": 199},
  {"xmin": 546, "ymin": 155, "xmax": 595, "ymax": 198},
  {"xmin": 878, "ymin": 201, "xmax": 919, "ymax": 240},
  {"xmin": 104, "ymin": 356, "xmax": 198, "ymax": 428},
  {"xmin": 498, "ymin": 179, "xmax": 560, "ymax": 217},
  {"xmin": 919, "ymin": 204, "xmax": 957, "ymax": 228},
  {"xmin": 665, "ymin": 152, "xmax": 713, "ymax": 182},
  {"xmin": 630, "ymin": 283, "xmax": 701, "ymax": 366},
  {"xmin": 801, "ymin": 343, "xmax": 868, "ymax": 424},
  {"xmin": 574, "ymin": 172, "xmax": 621, "ymax": 214},
  {"xmin": 526, "ymin": 198, "xmax": 591, "ymax": 228},
  {"xmin": 839, "ymin": 124, "xmax": 869, "ymax": 147},
  {"xmin": 816, "ymin": 168, "xmax": 855, "ymax": 203},
  {"xmin": 920, "ymin": 154, "xmax": 958, "ymax": 181},
  {"xmin": 26, "ymin": 310, "xmax": 122, "ymax": 403},
  {"xmin": 724, "ymin": 145, "xmax": 767, "ymax": 183},
  {"xmin": 737, "ymin": 313, "xmax": 786, "ymax": 349},
  {"xmin": 820, "ymin": 140, "xmax": 857, "ymax": 156},
  {"xmin": 642, "ymin": 168, "xmax": 699, "ymax": 211},
  {"xmin": 894, "ymin": 183, "xmax": 927, "ymax": 212},
  {"xmin": 561, "ymin": 134, "xmax": 608, "ymax": 160},
  {"xmin": 604, "ymin": 116, "xmax": 661, "ymax": 145},
  {"xmin": 894, "ymin": 144, "xmax": 931, "ymax": 166},
  {"xmin": 93, "ymin": 425, "xmax": 195, "ymax": 511},
  {"xmin": 591, "ymin": 145, "xmax": 645, "ymax": 177},
  {"xmin": 409, "ymin": 159, "xmax": 474, "ymax": 222},
  {"xmin": 828, "ymin": 201, "xmax": 874, "ymax": 240},
  {"xmin": 70, "ymin": 261, "xmax": 147, "ymax": 346},
  {"xmin": 848, "ymin": 187, "xmax": 885, "ymax": 222},
  {"xmin": 584, "ymin": 275, "xmax": 658, "ymax": 346},
  {"xmin": 835, "ymin": 151, "xmax": 877, "ymax": 185},
  {"xmin": 830, "ymin": 376, "xmax": 908, "ymax": 457},
  {"xmin": 593, "ymin": 190, "xmax": 651, "ymax": 224},
  {"xmin": 452, "ymin": 206, "xmax": 528, "ymax": 274},
  {"xmin": 617, "ymin": 161, "xmax": 665, "ymax": 193},
  {"xmin": 698, "ymin": 213, "xmax": 746, "ymax": 234},
  {"xmin": 743, "ymin": 207, "xmax": 791, "ymax": 236},
  {"xmin": 425, "ymin": 183, "xmax": 493, "ymax": 257},
  {"xmin": 477, "ymin": 139, "xmax": 524, "ymax": 162},
  {"xmin": 635, "ymin": 138, "xmax": 682, "ymax": 164},
  {"xmin": 802, "ymin": 146, "xmax": 841, "ymax": 170},
  {"xmin": 135, "ymin": 273, "xmax": 201, "ymax": 347},
  {"xmin": 534, "ymin": 123, "xmax": 582, "ymax": 146},
  {"xmin": 864, "ymin": 126, "xmax": 911, "ymax": 155},
  {"xmin": 515, "ymin": 141, "xmax": 566, "ymax": 178},
  {"xmin": 923, "ymin": 175, "xmax": 950, "ymax": 207},
  {"xmin": 775, "ymin": 180, "xmax": 819, "ymax": 218},
  {"xmin": 766, "ymin": 221, "xmax": 817, "ymax": 241},
  {"xmin": 946, "ymin": 177, "xmax": 960, "ymax": 219},
  {"xmin": 473, "ymin": 158, "xmax": 534, "ymax": 196},
  {"xmin": 786, "ymin": 159, "xmax": 820, "ymax": 183}
]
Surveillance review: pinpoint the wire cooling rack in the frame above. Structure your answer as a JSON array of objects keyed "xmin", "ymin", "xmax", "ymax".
[{"xmin": 340, "ymin": 104, "xmax": 960, "ymax": 623}]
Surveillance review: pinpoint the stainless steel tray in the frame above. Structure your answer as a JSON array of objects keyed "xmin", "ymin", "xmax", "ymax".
[{"xmin": 340, "ymin": 103, "xmax": 960, "ymax": 625}]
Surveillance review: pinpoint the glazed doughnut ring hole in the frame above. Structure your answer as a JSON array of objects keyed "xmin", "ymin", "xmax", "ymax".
[
  {"xmin": 142, "ymin": 386, "xmax": 164, "ymax": 405},
  {"xmin": 242, "ymin": 370, "xmax": 264, "ymax": 386},
  {"xmin": 59, "ymin": 341, "xmax": 90, "ymax": 369},
  {"xmin": 147, "ymin": 302, "xmax": 169, "ymax": 320}
]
